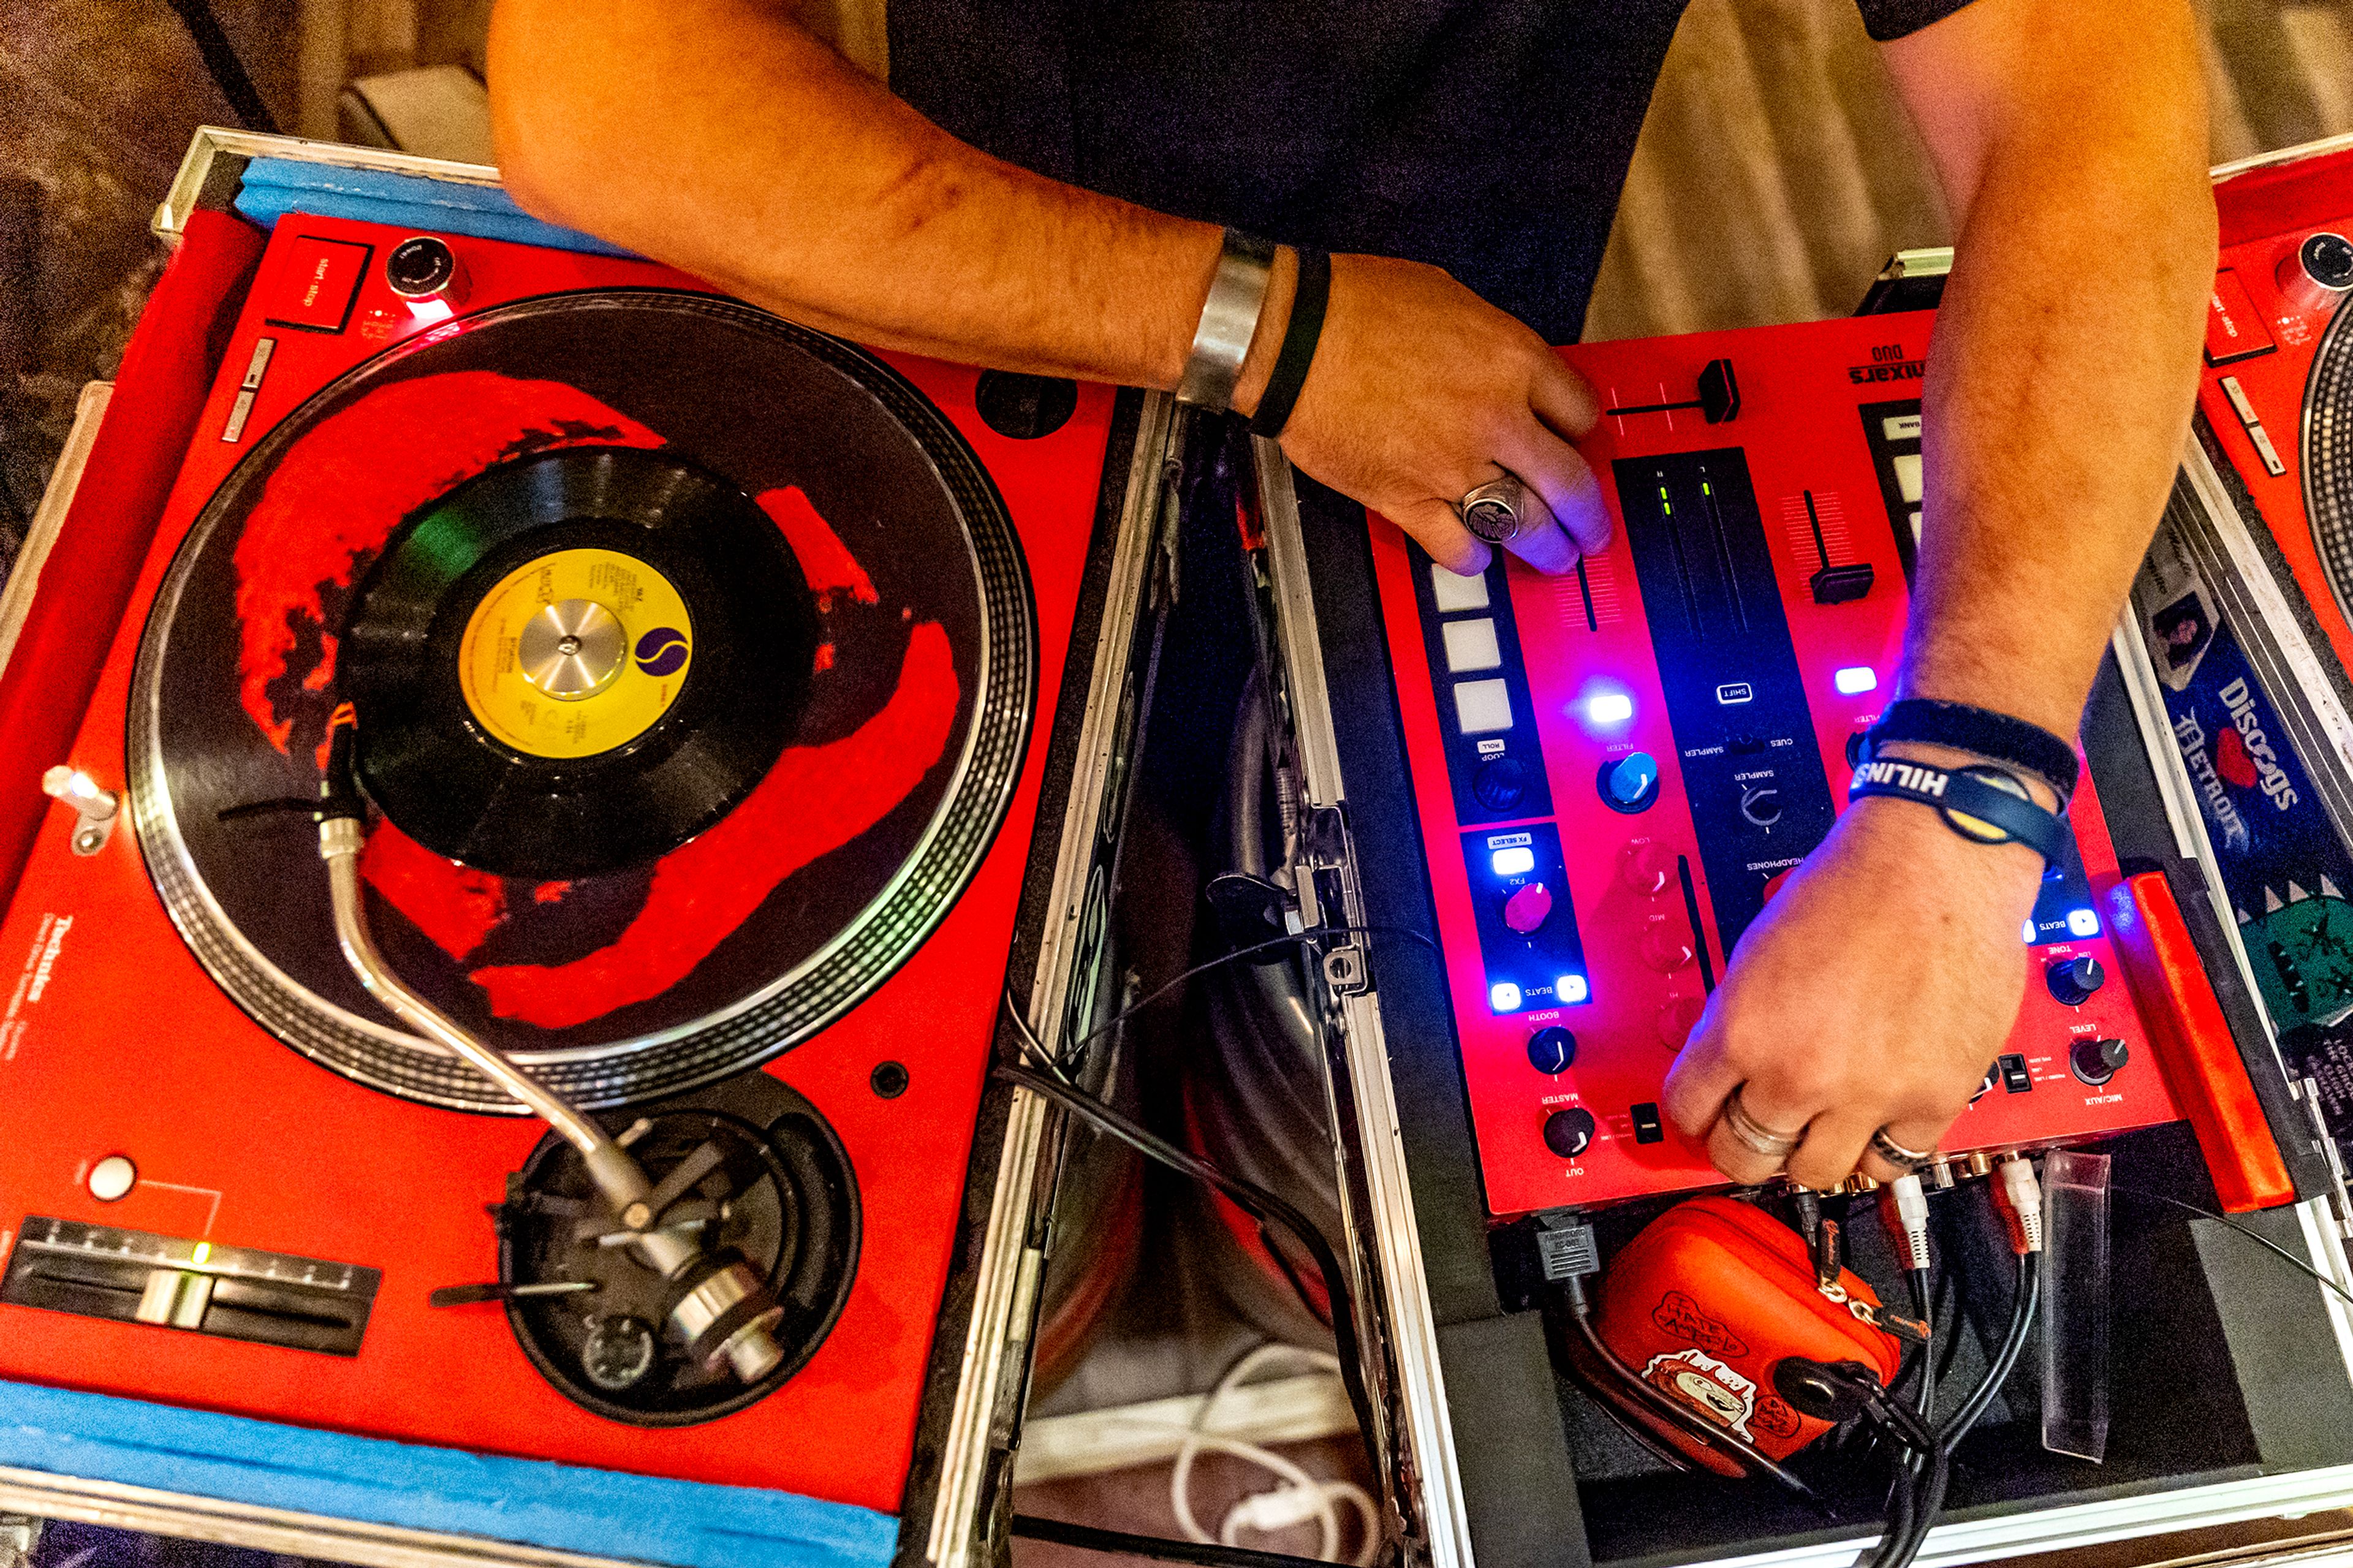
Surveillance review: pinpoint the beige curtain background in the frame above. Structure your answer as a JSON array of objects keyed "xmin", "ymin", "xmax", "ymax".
[{"xmin": 1583, "ymin": 0, "xmax": 2353, "ymax": 339}]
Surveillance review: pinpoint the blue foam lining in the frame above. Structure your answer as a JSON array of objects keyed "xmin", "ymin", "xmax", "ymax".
[
  {"xmin": 1, "ymin": 1381, "xmax": 900, "ymax": 1568},
  {"xmin": 232, "ymin": 157, "xmax": 638, "ymax": 257}
]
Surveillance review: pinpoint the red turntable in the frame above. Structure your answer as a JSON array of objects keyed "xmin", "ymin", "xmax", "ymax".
[{"xmin": 0, "ymin": 137, "xmax": 1167, "ymax": 1568}]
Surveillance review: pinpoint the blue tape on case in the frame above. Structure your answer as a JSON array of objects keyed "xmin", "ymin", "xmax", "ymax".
[
  {"xmin": 0, "ymin": 1381, "xmax": 900, "ymax": 1568},
  {"xmin": 233, "ymin": 157, "xmax": 638, "ymax": 258}
]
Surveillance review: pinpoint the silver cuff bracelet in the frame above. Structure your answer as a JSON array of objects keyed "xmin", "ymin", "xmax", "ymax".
[{"xmin": 1176, "ymin": 229, "xmax": 1276, "ymax": 412}]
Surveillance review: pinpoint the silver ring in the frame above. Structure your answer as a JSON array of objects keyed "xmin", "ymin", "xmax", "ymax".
[
  {"xmin": 1870, "ymin": 1129, "xmax": 1936, "ymax": 1172},
  {"xmin": 1458, "ymin": 474, "xmax": 1528, "ymax": 544},
  {"xmin": 1721, "ymin": 1087, "xmax": 1803, "ymax": 1161}
]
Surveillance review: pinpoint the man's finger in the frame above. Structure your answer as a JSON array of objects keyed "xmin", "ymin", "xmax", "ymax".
[
  {"xmin": 1394, "ymin": 498, "xmax": 1491, "ymax": 575},
  {"xmin": 1856, "ymin": 1114, "xmax": 1951, "ymax": 1185},
  {"xmin": 1659, "ymin": 1018, "xmax": 1740, "ymax": 1140},
  {"xmin": 1705, "ymin": 1075, "xmax": 1814, "ymax": 1186},
  {"xmin": 1529, "ymin": 353, "xmax": 1600, "ymax": 439},
  {"xmin": 1786, "ymin": 1110, "xmax": 1876, "ymax": 1192},
  {"xmin": 1501, "ymin": 426, "xmax": 1611, "ymax": 557}
]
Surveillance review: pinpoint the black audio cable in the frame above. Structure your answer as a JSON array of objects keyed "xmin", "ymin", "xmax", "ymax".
[
  {"xmin": 1537, "ymin": 1235, "xmax": 1824, "ymax": 1506},
  {"xmin": 1936, "ymin": 1249, "xmax": 2039, "ymax": 1457},
  {"xmin": 2110, "ymin": 1185, "xmax": 2353, "ymax": 1310}
]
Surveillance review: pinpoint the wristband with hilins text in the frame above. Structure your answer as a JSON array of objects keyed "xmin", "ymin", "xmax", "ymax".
[{"xmin": 1846, "ymin": 756, "xmax": 2073, "ymax": 867}]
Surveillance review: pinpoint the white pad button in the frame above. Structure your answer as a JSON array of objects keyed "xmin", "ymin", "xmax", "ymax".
[
  {"xmin": 1431, "ymin": 566, "xmax": 1490, "ymax": 612},
  {"xmin": 1453, "ymin": 678, "xmax": 1514, "ymax": 734},
  {"xmin": 1892, "ymin": 453, "xmax": 1925, "ymax": 504},
  {"xmin": 1442, "ymin": 618, "xmax": 1502, "ymax": 672}
]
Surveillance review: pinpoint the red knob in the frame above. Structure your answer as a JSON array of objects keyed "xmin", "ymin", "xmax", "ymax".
[
  {"xmin": 1620, "ymin": 840, "xmax": 1675, "ymax": 897},
  {"xmin": 1504, "ymin": 881, "xmax": 1554, "ymax": 934},
  {"xmin": 1640, "ymin": 924, "xmax": 1695, "ymax": 972},
  {"xmin": 1657, "ymin": 994, "xmax": 1705, "ymax": 1048}
]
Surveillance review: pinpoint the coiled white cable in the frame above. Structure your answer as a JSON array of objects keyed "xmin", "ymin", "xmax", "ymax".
[{"xmin": 1169, "ymin": 1343, "xmax": 1380, "ymax": 1566}]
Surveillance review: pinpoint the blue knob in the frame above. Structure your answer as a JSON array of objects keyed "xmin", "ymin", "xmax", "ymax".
[{"xmin": 1601, "ymin": 752, "xmax": 1659, "ymax": 812}]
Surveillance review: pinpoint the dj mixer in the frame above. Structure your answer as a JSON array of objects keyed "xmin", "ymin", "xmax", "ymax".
[{"xmin": 1370, "ymin": 312, "xmax": 2183, "ymax": 1216}]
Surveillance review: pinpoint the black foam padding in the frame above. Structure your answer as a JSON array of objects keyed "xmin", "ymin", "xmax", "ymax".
[{"xmin": 1438, "ymin": 1314, "xmax": 1594, "ymax": 1568}]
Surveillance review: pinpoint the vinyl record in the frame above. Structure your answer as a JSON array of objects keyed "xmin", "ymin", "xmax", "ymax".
[
  {"xmin": 131, "ymin": 289, "xmax": 1035, "ymax": 1112},
  {"xmin": 341, "ymin": 445, "xmax": 817, "ymax": 878}
]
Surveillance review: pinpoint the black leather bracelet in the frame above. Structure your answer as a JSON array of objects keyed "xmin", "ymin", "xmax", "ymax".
[
  {"xmin": 1860, "ymin": 698, "xmax": 2079, "ymax": 803},
  {"xmin": 1848, "ymin": 757, "xmax": 2073, "ymax": 866},
  {"xmin": 1246, "ymin": 246, "xmax": 1330, "ymax": 439}
]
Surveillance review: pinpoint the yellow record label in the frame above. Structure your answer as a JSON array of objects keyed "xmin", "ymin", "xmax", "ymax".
[{"xmin": 458, "ymin": 548, "xmax": 694, "ymax": 759}]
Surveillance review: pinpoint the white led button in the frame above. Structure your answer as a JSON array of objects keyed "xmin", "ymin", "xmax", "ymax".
[
  {"xmin": 1892, "ymin": 453, "xmax": 1925, "ymax": 504},
  {"xmin": 1431, "ymin": 565, "xmax": 1490, "ymax": 612},
  {"xmin": 1443, "ymin": 618, "xmax": 1502, "ymax": 672},
  {"xmin": 1883, "ymin": 413, "xmax": 1922, "ymax": 441},
  {"xmin": 1453, "ymin": 679, "xmax": 1514, "ymax": 734}
]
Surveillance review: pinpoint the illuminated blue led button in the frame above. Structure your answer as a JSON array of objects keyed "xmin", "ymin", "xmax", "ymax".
[
  {"xmin": 1599, "ymin": 752, "xmax": 1660, "ymax": 814},
  {"xmin": 2066, "ymin": 908, "xmax": 2100, "ymax": 938},
  {"xmin": 1490, "ymin": 981, "xmax": 1524, "ymax": 1013}
]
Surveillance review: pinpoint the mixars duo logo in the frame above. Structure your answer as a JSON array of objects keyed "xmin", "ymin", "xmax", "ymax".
[
  {"xmin": 633, "ymin": 627, "xmax": 689, "ymax": 677},
  {"xmin": 1847, "ymin": 344, "xmax": 1925, "ymax": 384}
]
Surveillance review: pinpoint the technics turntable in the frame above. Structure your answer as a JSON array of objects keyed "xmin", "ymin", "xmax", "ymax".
[{"xmin": 0, "ymin": 134, "xmax": 1178, "ymax": 1568}]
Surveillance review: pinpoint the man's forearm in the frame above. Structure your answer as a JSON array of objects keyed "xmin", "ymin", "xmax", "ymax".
[
  {"xmin": 488, "ymin": 0, "xmax": 1294, "ymax": 399},
  {"xmin": 1885, "ymin": 0, "xmax": 2214, "ymax": 739}
]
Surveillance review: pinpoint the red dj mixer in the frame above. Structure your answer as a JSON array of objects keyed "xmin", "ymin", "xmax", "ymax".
[
  {"xmin": 0, "ymin": 208, "xmax": 1115, "ymax": 1509},
  {"xmin": 1371, "ymin": 312, "xmax": 2187, "ymax": 1218}
]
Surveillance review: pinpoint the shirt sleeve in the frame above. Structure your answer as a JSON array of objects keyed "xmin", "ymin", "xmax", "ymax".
[{"xmin": 1854, "ymin": 0, "xmax": 1979, "ymax": 42}]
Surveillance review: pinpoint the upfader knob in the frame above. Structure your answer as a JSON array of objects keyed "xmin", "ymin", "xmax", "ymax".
[
  {"xmin": 2071, "ymin": 1037, "xmax": 2129, "ymax": 1087},
  {"xmin": 1527, "ymin": 1026, "xmax": 1576, "ymax": 1074},
  {"xmin": 1544, "ymin": 1107, "xmax": 1597, "ymax": 1159},
  {"xmin": 2046, "ymin": 956, "xmax": 2105, "ymax": 1007}
]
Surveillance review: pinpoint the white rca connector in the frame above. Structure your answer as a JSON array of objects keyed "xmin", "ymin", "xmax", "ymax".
[
  {"xmin": 1884, "ymin": 1172, "xmax": 1933, "ymax": 1271},
  {"xmin": 1995, "ymin": 1154, "xmax": 2046, "ymax": 1254}
]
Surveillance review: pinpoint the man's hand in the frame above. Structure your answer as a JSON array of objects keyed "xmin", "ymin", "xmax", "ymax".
[
  {"xmin": 1661, "ymin": 784, "xmax": 2045, "ymax": 1188},
  {"xmin": 1260, "ymin": 254, "xmax": 1609, "ymax": 577}
]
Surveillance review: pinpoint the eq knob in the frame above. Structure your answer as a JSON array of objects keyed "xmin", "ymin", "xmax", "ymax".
[
  {"xmin": 1504, "ymin": 881, "xmax": 1555, "ymax": 934},
  {"xmin": 1620, "ymin": 840, "xmax": 1675, "ymax": 897},
  {"xmin": 1600, "ymin": 752, "xmax": 1661, "ymax": 814},
  {"xmin": 2046, "ymin": 955, "xmax": 2106, "ymax": 1007},
  {"xmin": 1656, "ymin": 994, "xmax": 1705, "ymax": 1049},
  {"xmin": 1641, "ymin": 925, "xmax": 1696, "ymax": 972},
  {"xmin": 1527, "ymin": 1026, "xmax": 1576, "ymax": 1074},
  {"xmin": 1543, "ymin": 1107, "xmax": 1597, "ymax": 1159},
  {"xmin": 2071, "ymin": 1037, "xmax": 2130, "ymax": 1087}
]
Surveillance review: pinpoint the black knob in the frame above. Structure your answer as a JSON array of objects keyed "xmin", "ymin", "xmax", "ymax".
[
  {"xmin": 2070, "ymin": 1037, "xmax": 2130, "ymax": 1086},
  {"xmin": 2304, "ymin": 232, "xmax": 2353, "ymax": 291},
  {"xmin": 385, "ymin": 235, "xmax": 457, "ymax": 298},
  {"xmin": 1739, "ymin": 785, "xmax": 1782, "ymax": 827},
  {"xmin": 1527, "ymin": 1026, "xmax": 1576, "ymax": 1074},
  {"xmin": 2047, "ymin": 956, "xmax": 2106, "ymax": 1007},
  {"xmin": 1474, "ymin": 756, "xmax": 1530, "ymax": 813},
  {"xmin": 1543, "ymin": 1107, "xmax": 1597, "ymax": 1159}
]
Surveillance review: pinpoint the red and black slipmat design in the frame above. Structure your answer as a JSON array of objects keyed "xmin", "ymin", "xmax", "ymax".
[{"xmin": 0, "ymin": 212, "xmax": 1117, "ymax": 1507}]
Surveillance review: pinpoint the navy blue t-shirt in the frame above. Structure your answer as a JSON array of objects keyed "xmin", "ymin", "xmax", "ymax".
[{"xmin": 889, "ymin": 0, "xmax": 1972, "ymax": 343}]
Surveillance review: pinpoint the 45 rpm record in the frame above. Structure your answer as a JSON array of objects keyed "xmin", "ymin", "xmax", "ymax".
[
  {"xmin": 129, "ymin": 289, "xmax": 1037, "ymax": 1112},
  {"xmin": 341, "ymin": 445, "xmax": 817, "ymax": 879}
]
